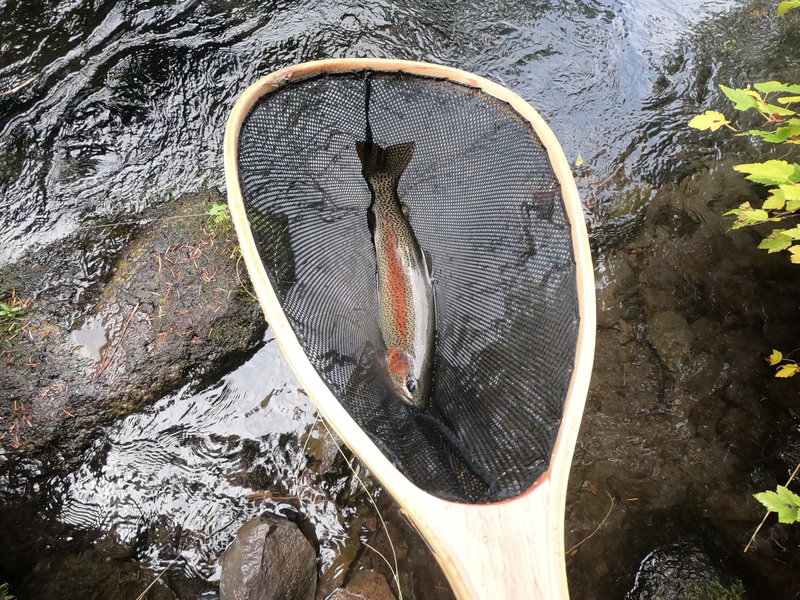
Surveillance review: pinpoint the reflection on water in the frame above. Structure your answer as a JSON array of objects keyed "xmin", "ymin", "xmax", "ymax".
[
  {"xmin": 69, "ymin": 314, "xmax": 108, "ymax": 362},
  {"xmin": 53, "ymin": 335, "xmax": 353, "ymax": 580}
]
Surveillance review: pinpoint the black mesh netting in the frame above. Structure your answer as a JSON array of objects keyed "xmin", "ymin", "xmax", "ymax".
[{"xmin": 236, "ymin": 70, "xmax": 579, "ymax": 503}]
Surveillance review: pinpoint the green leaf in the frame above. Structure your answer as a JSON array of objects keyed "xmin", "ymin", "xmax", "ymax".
[
  {"xmin": 743, "ymin": 129, "xmax": 773, "ymax": 139},
  {"xmin": 777, "ymin": 0, "xmax": 800, "ymax": 16},
  {"xmin": 778, "ymin": 504, "xmax": 799, "ymax": 523},
  {"xmin": 759, "ymin": 234, "xmax": 792, "ymax": 252},
  {"xmin": 734, "ymin": 160, "xmax": 800, "ymax": 185},
  {"xmin": 755, "ymin": 489, "xmax": 785, "ymax": 512},
  {"xmin": 778, "ymin": 95, "xmax": 800, "ymax": 104},
  {"xmin": 790, "ymin": 246, "xmax": 800, "ymax": 263},
  {"xmin": 783, "ymin": 182, "xmax": 800, "ymax": 210},
  {"xmin": 208, "ymin": 203, "xmax": 229, "ymax": 217},
  {"xmin": 775, "ymin": 485, "xmax": 800, "ymax": 508},
  {"xmin": 720, "ymin": 85, "xmax": 760, "ymax": 111},
  {"xmin": 725, "ymin": 202, "xmax": 782, "ymax": 229},
  {"xmin": 737, "ymin": 207, "xmax": 770, "ymax": 221},
  {"xmin": 753, "ymin": 81, "xmax": 800, "ymax": 94},
  {"xmin": 781, "ymin": 184, "xmax": 800, "ymax": 202},
  {"xmin": 756, "ymin": 100, "xmax": 797, "ymax": 117},
  {"xmin": 763, "ymin": 190, "xmax": 786, "ymax": 210},
  {"xmin": 776, "ymin": 485, "xmax": 800, "ymax": 522},
  {"xmin": 689, "ymin": 110, "xmax": 731, "ymax": 131},
  {"xmin": 780, "ymin": 225, "xmax": 800, "ymax": 239},
  {"xmin": 746, "ymin": 123, "xmax": 800, "ymax": 143}
]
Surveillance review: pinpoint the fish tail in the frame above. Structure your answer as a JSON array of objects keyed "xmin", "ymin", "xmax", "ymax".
[{"xmin": 355, "ymin": 141, "xmax": 415, "ymax": 185}]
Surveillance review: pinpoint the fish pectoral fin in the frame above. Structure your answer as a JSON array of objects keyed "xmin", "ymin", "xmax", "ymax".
[{"xmin": 423, "ymin": 249, "xmax": 434, "ymax": 278}]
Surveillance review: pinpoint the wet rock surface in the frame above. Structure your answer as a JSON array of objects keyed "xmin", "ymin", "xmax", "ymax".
[
  {"xmin": 220, "ymin": 514, "xmax": 317, "ymax": 600},
  {"xmin": 627, "ymin": 543, "xmax": 746, "ymax": 600},
  {"xmin": 0, "ymin": 191, "xmax": 264, "ymax": 474},
  {"xmin": 327, "ymin": 570, "xmax": 396, "ymax": 600},
  {"xmin": 343, "ymin": 493, "xmax": 453, "ymax": 600},
  {"xmin": 19, "ymin": 549, "xmax": 178, "ymax": 600}
]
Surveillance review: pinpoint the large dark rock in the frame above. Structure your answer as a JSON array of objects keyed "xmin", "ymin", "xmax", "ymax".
[
  {"xmin": 220, "ymin": 515, "xmax": 317, "ymax": 600},
  {"xmin": 626, "ymin": 543, "xmax": 746, "ymax": 600},
  {"xmin": 0, "ymin": 192, "xmax": 264, "ymax": 477}
]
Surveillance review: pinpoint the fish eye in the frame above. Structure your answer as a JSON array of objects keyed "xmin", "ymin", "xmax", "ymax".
[{"xmin": 405, "ymin": 377, "xmax": 418, "ymax": 395}]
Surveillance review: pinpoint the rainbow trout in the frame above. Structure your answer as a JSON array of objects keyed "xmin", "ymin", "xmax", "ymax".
[{"xmin": 356, "ymin": 140, "xmax": 434, "ymax": 409}]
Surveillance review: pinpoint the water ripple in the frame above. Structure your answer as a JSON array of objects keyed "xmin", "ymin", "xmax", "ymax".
[
  {"xmin": 0, "ymin": 0, "xmax": 755, "ymax": 264},
  {"xmin": 54, "ymin": 335, "xmax": 350, "ymax": 580}
]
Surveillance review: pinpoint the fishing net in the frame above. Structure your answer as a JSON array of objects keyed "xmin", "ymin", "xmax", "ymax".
[{"xmin": 235, "ymin": 69, "xmax": 579, "ymax": 503}]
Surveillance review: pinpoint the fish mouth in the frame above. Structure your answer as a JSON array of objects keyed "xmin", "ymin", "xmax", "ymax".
[{"xmin": 396, "ymin": 385, "xmax": 414, "ymax": 402}]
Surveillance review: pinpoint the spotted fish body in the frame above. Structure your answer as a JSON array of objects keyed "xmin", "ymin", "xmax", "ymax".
[{"xmin": 356, "ymin": 140, "xmax": 434, "ymax": 409}]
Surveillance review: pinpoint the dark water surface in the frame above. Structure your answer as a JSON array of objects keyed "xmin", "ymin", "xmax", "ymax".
[{"xmin": 3, "ymin": 0, "xmax": 800, "ymax": 598}]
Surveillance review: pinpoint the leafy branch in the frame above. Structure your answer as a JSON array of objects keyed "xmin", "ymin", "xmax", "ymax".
[
  {"xmin": 690, "ymin": 82, "xmax": 800, "ymax": 261},
  {"xmin": 765, "ymin": 348, "xmax": 799, "ymax": 377},
  {"xmin": 745, "ymin": 461, "xmax": 800, "ymax": 551}
]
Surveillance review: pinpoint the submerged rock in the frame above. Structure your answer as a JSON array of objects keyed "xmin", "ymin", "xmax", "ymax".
[
  {"xmin": 647, "ymin": 310, "xmax": 694, "ymax": 372},
  {"xmin": 220, "ymin": 514, "xmax": 317, "ymax": 600},
  {"xmin": 626, "ymin": 543, "xmax": 746, "ymax": 600},
  {"xmin": 18, "ymin": 549, "xmax": 176, "ymax": 600},
  {"xmin": 568, "ymin": 154, "xmax": 800, "ymax": 598}
]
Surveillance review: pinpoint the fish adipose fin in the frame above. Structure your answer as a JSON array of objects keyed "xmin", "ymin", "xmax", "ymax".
[{"xmin": 356, "ymin": 141, "xmax": 415, "ymax": 183}]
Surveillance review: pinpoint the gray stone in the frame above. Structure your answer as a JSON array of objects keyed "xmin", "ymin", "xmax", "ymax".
[{"xmin": 220, "ymin": 515, "xmax": 316, "ymax": 600}]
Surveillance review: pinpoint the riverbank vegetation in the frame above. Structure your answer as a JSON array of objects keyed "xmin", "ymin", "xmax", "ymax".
[
  {"xmin": 0, "ymin": 280, "xmax": 29, "ymax": 347},
  {"xmin": 688, "ymin": 0, "xmax": 800, "ymax": 546}
]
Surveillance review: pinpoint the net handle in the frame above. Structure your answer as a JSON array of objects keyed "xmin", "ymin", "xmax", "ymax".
[{"xmin": 225, "ymin": 58, "xmax": 596, "ymax": 599}]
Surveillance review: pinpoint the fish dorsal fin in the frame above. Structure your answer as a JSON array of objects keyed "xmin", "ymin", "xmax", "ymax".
[{"xmin": 384, "ymin": 142, "xmax": 415, "ymax": 179}]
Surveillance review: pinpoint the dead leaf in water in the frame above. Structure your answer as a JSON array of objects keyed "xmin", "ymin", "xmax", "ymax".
[
  {"xmin": 775, "ymin": 363, "xmax": 799, "ymax": 378},
  {"xmin": 767, "ymin": 349, "xmax": 784, "ymax": 365}
]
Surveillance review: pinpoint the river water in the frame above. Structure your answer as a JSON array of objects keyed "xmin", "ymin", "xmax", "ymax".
[
  {"xmin": 0, "ymin": 0, "xmax": 757, "ymax": 263},
  {"xmin": 2, "ymin": 0, "xmax": 800, "ymax": 598}
]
